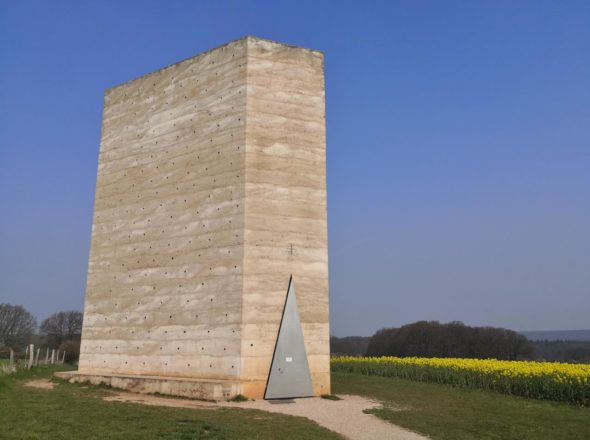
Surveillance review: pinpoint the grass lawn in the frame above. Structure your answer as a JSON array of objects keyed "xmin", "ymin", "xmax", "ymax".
[
  {"xmin": 0, "ymin": 366, "xmax": 341, "ymax": 440},
  {"xmin": 332, "ymin": 371, "xmax": 590, "ymax": 440}
]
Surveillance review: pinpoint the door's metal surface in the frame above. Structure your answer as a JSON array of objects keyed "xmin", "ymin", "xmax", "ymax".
[{"xmin": 264, "ymin": 276, "xmax": 314, "ymax": 399}]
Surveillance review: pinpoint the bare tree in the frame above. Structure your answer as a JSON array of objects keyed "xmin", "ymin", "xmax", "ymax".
[
  {"xmin": 0, "ymin": 304, "xmax": 37, "ymax": 349},
  {"xmin": 40, "ymin": 310, "xmax": 83, "ymax": 347}
]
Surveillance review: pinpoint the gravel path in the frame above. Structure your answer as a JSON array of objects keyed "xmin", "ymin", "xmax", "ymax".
[{"xmin": 104, "ymin": 392, "xmax": 428, "ymax": 440}]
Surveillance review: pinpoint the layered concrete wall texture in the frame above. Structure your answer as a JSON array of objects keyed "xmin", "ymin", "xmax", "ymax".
[{"xmin": 76, "ymin": 36, "xmax": 329, "ymax": 399}]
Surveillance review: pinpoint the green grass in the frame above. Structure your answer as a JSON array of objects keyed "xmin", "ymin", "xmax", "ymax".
[
  {"xmin": 0, "ymin": 366, "xmax": 341, "ymax": 440},
  {"xmin": 333, "ymin": 372, "xmax": 590, "ymax": 440}
]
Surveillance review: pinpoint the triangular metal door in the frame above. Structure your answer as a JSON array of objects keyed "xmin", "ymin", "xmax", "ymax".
[{"xmin": 264, "ymin": 276, "xmax": 314, "ymax": 399}]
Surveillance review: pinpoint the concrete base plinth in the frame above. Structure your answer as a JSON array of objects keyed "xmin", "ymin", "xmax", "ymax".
[{"xmin": 54, "ymin": 371, "xmax": 259, "ymax": 401}]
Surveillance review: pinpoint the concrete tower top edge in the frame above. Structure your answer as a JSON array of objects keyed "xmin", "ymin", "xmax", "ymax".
[{"xmin": 104, "ymin": 36, "xmax": 324, "ymax": 95}]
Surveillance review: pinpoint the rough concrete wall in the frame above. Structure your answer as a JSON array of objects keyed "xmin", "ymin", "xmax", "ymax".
[
  {"xmin": 79, "ymin": 39, "xmax": 248, "ymax": 379},
  {"xmin": 241, "ymin": 38, "xmax": 330, "ymax": 397}
]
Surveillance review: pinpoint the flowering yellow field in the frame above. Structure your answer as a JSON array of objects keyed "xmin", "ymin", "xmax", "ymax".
[{"xmin": 331, "ymin": 356, "xmax": 590, "ymax": 406}]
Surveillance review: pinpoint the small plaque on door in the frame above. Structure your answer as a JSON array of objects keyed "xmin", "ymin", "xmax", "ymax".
[{"xmin": 285, "ymin": 357, "xmax": 293, "ymax": 362}]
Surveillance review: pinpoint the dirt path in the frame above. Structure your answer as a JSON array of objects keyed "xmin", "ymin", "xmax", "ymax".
[
  {"xmin": 23, "ymin": 379, "xmax": 55, "ymax": 390},
  {"xmin": 104, "ymin": 392, "xmax": 428, "ymax": 440}
]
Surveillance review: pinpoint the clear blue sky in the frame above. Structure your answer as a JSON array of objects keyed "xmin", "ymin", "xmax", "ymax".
[{"xmin": 1, "ymin": 1, "xmax": 589, "ymax": 336}]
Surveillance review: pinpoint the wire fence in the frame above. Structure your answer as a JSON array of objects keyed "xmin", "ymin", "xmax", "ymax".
[{"xmin": 0, "ymin": 344, "xmax": 66, "ymax": 374}]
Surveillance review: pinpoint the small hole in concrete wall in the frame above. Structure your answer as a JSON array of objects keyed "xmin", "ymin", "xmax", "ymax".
[
  {"xmin": 160, "ymin": 347, "xmax": 162, "ymax": 350},
  {"xmin": 187, "ymin": 363, "xmax": 191, "ymax": 367}
]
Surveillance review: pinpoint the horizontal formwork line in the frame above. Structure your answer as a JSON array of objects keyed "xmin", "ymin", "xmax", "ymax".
[
  {"xmin": 95, "ymin": 159, "xmax": 245, "ymax": 192},
  {"xmin": 89, "ymin": 236, "xmax": 244, "ymax": 255},
  {"xmin": 103, "ymin": 83, "xmax": 246, "ymax": 128},
  {"xmin": 246, "ymin": 53, "xmax": 322, "ymax": 72},
  {"xmin": 102, "ymin": 98, "xmax": 246, "ymax": 147},
  {"xmin": 100, "ymin": 114, "xmax": 244, "ymax": 158},
  {"xmin": 99, "ymin": 120, "xmax": 245, "ymax": 163},
  {"xmin": 96, "ymin": 138, "xmax": 245, "ymax": 178},
  {"xmin": 106, "ymin": 50, "xmax": 247, "ymax": 98}
]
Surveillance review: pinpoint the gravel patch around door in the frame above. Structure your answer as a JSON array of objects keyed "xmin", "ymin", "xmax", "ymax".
[{"xmin": 105, "ymin": 392, "xmax": 428, "ymax": 440}]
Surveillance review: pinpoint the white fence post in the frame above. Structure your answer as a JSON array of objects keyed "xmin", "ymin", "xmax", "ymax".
[
  {"xmin": 61, "ymin": 351, "xmax": 66, "ymax": 364},
  {"xmin": 9, "ymin": 349, "xmax": 14, "ymax": 366},
  {"xmin": 45, "ymin": 348, "xmax": 49, "ymax": 364},
  {"xmin": 28, "ymin": 344, "xmax": 34, "ymax": 369},
  {"xmin": 35, "ymin": 348, "xmax": 40, "ymax": 366},
  {"xmin": 51, "ymin": 349, "xmax": 55, "ymax": 364}
]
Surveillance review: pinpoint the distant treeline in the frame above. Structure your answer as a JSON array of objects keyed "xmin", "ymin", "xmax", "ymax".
[
  {"xmin": 331, "ymin": 321, "xmax": 590, "ymax": 363},
  {"xmin": 330, "ymin": 336, "xmax": 371, "ymax": 356},
  {"xmin": 366, "ymin": 321, "xmax": 533, "ymax": 360},
  {"xmin": 532, "ymin": 340, "xmax": 590, "ymax": 363}
]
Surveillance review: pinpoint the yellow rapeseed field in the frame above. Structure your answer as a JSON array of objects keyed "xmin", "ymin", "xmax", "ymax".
[{"xmin": 331, "ymin": 356, "xmax": 590, "ymax": 405}]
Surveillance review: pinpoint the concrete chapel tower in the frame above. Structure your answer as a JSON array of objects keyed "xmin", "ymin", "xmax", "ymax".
[{"xmin": 58, "ymin": 37, "xmax": 329, "ymax": 400}]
